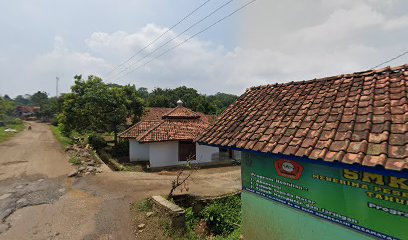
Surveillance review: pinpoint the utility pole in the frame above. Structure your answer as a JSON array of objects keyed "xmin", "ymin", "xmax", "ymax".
[{"xmin": 56, "ymin": 77, "xmax": 59, "ymax": 97}]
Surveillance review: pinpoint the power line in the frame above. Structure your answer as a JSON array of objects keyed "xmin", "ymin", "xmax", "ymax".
[
  {"xmin": 370, "ymin": 50, "xmax": 408, "ymax": 70},
  {"xmin": 104, "ymin": 0, "xmax": 212, "ymax": 79},
  {"xmin": 107, "ymin": 0, "xmax": 234, "ymax": 82},
  {"xmin": 116, "ymin": 0, "xmax": 257, "ymax": 80}
]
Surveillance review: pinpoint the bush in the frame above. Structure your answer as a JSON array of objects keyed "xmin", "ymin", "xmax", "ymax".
[
  {"xmin": 88, "ymin": 134, "xmax": 107, "ymax": 150},
  {"xmin": 111, "ymin": 139, "xmax": 129, "ymax": 156},
  {"xmin": 201, "ymin": 196, "xmax": 241, "ymax": 236},
  {"xmin": 136, "ymin": 199, "xmax": 153, "ymax": 212},
  {"xmin": 50, "ymin": 117, "xmax": 58, "ymax": 126}
]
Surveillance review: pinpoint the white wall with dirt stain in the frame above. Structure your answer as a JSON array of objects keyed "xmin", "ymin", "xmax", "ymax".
[
  {"xmin": 149, "ymin": 141, "xmax": 180, "ymax": 168},
  {"xmin": 129, "ymin": 140, "xmax": 149, "ymax": 162},
  {"xmin": 148, "ymin": 141, "xmax": 224, "ymax": 168},
  {"xmin": 196, "ymin": 143, "xmax": 219, "ymax": 162}
]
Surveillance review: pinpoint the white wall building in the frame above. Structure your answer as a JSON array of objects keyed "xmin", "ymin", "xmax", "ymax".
[{"xmin": 120, "ymin": 101, "xmax": 240, "ymax": 168}]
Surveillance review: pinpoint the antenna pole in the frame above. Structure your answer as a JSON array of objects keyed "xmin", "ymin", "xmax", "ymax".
[{"xmin": 56, "ymin": 77, "xmax": 59, "ymax": 97}]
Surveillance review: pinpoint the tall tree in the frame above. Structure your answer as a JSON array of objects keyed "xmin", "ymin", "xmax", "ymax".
[
  {"xmin": 31, "ymin": 91, "xmax": 48, "ymax": 107},
  {"xmin": 59, "ymin": 75, "xmax": 144, "ymax": 144}
]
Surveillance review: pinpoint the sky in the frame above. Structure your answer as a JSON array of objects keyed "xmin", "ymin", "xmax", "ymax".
[{"xmin": 0, "ymin": 0, "xmax": 407, "ymax": 97}]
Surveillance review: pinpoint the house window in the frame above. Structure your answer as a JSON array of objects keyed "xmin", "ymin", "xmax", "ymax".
[{"xmin": 179, "ymin": 141, "xmax": 196, "ymax": 161}]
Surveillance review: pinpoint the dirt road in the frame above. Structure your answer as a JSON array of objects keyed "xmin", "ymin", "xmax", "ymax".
[{"xmin": 0, "ymin": 122, "xmax": 241, "ymax": 240}]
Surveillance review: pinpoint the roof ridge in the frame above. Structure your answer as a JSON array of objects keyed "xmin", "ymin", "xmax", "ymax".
[
  {"xmin": 135, "ymin": 121, "xmax": 163, "ymax": 142},
  {"xmin": 248, "ymin": 63, "xmax": 408, "ymax": 91},
  {"xmin": 118, "ymin": 122, "xmax": 141, "ymax": 137}
]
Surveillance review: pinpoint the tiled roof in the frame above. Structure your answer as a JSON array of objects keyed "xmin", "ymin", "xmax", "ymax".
[
  {"xmin": 162, "ymin": 107, "xmax": 200, "ymax": 119},
  {"xmin": 135, "ymin": 119, "xmax": 209, "ymax": 142},
  {"xmin": 197, "ymin": 65, "xmax": 408, "ymax": 171},
  {"xmin": 142, "ymin": 108, "xmax": 174, "ymax": 121},
  {"xmin": 119, "ymin": 106, "xmax": 213, "ymax": 143},
  {"xmin": 119, "ymin": 121, "xmax": 159, "ymax": 139}
]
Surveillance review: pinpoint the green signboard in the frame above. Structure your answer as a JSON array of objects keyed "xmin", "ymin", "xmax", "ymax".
[{"xmin": 242, "ymin": 155, "xmax": 408, "ymax": 240}]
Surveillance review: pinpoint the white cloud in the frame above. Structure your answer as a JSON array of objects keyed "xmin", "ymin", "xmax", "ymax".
[
  {"xmin": 383, "ymin": 15, "xmax": 408, "ymax": 30},
  {"xmin": 2, "ymin": 0, "xmax": 407, "ymax": 97}
]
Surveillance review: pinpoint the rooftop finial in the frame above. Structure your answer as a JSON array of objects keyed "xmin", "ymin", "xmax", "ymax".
[{"xmin": 177, "ymin": 99, "xmax": 183, "ymax": 107}]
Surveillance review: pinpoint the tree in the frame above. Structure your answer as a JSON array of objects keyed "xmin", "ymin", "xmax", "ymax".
[
  {"xmin": 0, "ymin": 96, "xmax": 16, "ymax": 122},
  {"xmin": 31, "ymin": 91, "xmax": 48, "ymax": 107},
  {"xmin": 145, "ymin": 86, "xmax": 233, "ymax": 115},
  {"xmin": 136, "ymin": 87, "xmax": 149, "ymax": 100},
  {"xmin": 207, "ymin": 92, "xmax": 238, "ymax": 114},
  {"xmin": 14, "ymin": 95, "xmax": 31, "ymax": 106},
  {"xmin": 121, "ymin": 84, "xmax": 145, "ymax": 124},
  {"xmin": 38, "ymin": 97, "xmax": 59, "ymax": 120},
  {"xmin": 59, "ymin": 75, "xmax": 144, "ymax": 144},
  {"xmin": 0, "ymin": 97, "xmax": 15, "ymax": 116}
]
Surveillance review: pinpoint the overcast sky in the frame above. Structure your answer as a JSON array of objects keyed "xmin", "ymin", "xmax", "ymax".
[{"xmin": 0, "ymin": 0, "xmax": 407, "ymax": 97}]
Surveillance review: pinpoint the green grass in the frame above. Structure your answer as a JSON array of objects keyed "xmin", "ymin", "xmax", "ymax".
[
  {"xmin": 69, "ymin": 156, "xmax": 81, "ymax": 165},
  {"xmin": 0, "ymin": 120, "xmax": 25, "ymax": 143},
  {"xmin": 135, "ymin": 199, "xmax": 153, "ymax": 212},
  {"xmin": 184, "ymin": 195, "xmax": 242, "ymax": 240},
  {"xmin": 50, "ymin": 125, "xmax": 73, "ymax": 148}
]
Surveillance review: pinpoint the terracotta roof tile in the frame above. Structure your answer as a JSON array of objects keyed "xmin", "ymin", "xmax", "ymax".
[
  {"xmin": 197, "ymin": 64, "xmax": 408, "ymax": 171},
  {"xmin": 343, "ymin": 153, "xmax": 364, "ymax": 164},
  {"xmin": 120, "ymin": 106, "xmax": 213, "ymax": 142}
]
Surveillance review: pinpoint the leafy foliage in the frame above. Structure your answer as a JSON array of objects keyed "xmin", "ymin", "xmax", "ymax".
[
  {"xmin": 88, "ymin": 133, "xmax": 107, "ymax": 150},
  {"xmin": 136, "ymin": 199, "xmax": 153, "ymax": 212},
  {"xmin": 146, "ymin": 86, "xmax": 238, "ymax": 115},
  {"xmin": 0, "ymin": 96, "xmax": 16, "ymax": 118},
  {"xmin": 58, "ymin": 75, "xmax": 144, "ymax": 143},
  {"xmin": 183, "ymin": 195, "xmax": 241, "ymax": 239},
  {"xmin": 50, "ymin": 125, "xmax": 73, "ymax": 148},
  {"xmin": 200, "ymin": 195, "xmax": 241, "ymax": 236}
]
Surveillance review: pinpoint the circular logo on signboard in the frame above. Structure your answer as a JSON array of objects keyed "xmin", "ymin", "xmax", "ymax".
[
  {"xmin": 274, "ymin": 159, "xmax": 303, "ymax": 180},
  {"xmin": 282, "ymin": 162, "xmax": 295, "ymax": 173}
]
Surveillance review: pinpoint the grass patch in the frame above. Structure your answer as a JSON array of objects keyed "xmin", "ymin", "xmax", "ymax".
[
  {"xmin": 50, "ymin": 125, "xmax": 73, "ymax": 148},
  {"xmin": 135, "ymin": 199, "xmax": 153, "ymax": 212},
  {"xmin": 97, "ymin": 149, "xmax": 143, "ymax": 172},
  {"xmin": 0, "ymin": 119, "xmax": 25, "ymax": 143},
  {"xmin": 109, "ymin": 158, "xmax": 127, "ymax": 171},
  {"xmin": 69, "ymin": 156, "xmax": 81, "ymax": 165},
  {"xmin": 184, "ymin": 195, "xmax": 242, "ymax": 240}
]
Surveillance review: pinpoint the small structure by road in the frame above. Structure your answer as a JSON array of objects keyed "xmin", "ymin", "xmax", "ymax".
[
  {"xmin": 120, "ymin": 100, "xmax": 241, "ymax": 168},
  {"xmin": 197, "ymin": 64, "xmax": 408, "ymax": 240}
]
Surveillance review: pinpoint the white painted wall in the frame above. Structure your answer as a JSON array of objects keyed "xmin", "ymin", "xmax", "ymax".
[
  {"xmin": 149, "ymin": 141, "xmax": 180, "ymax": 168},
  {"xmin": 148, "ymin": 141, "xmax": 236, "ymax": 168},
  {"xmin": 196, "ymin": 143, "xmax": 220, "ymax": 163},
  {"xmin": 129, "ymin": 140, "xmax": 149, "ymax": 162}
]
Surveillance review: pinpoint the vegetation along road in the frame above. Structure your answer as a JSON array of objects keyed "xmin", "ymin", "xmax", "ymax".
[{"xmin": 0, "ymin": 122, "xmax": 241, "ymax": 240}]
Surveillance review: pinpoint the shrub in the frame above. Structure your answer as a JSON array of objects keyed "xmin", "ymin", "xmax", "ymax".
[
  {"xmin": 201, "ymin": 196, "xmax": 241, "ymax": 236},
  {"xmin": 111, "ymin": 139, "xmax": 129, "ymax": 156},
  {"xmin": 88, "ymin": 134, "xmax": 107, "ymax": 150},
  {"xmin": 136, "ymin": 199, "xmax": 153, "ymax": 212}
]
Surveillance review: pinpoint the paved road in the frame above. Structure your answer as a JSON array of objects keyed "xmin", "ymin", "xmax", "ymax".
[{"xmin": 0, "ymin": 122, "xmax": 241, "ymax": 240}]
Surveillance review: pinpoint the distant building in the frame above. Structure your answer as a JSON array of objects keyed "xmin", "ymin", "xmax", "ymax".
[
  {"xmin": 197, "ymin": 65, "xmax": 407, "ymax": 240},
  {"xmin": 119, "ymin": 100, "xmax": 241, "ymax": 168},
  {"xmin": 16, "ymin": 106, "xmax": 40, "ymax": 120}
]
